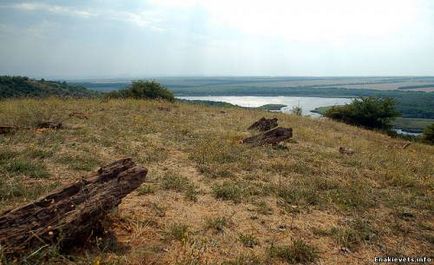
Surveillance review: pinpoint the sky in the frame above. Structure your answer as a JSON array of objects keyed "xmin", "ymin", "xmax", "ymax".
[{"xmin": 0, "ymin": 0, "xmax": 434, "ymax": 78}]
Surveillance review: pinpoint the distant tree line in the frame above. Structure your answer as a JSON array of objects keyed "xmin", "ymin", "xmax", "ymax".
[
  {"xmin": 169, "ymin": 85, "xmax": 434, "ymax": 119},
  {"xmin": 0, "ymin": 76, "xmax": 98, "ymax": 99}
]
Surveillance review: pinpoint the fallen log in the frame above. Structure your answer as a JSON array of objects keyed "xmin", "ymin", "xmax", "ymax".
[
  {"xmin": 0, "ymin": 158, "xmax": 147, "ymax": 256},
  {"xmin": 242, "ymin": 127, "xmax": 293, "ymax": 146},
  {"xmin": 247, "ymin": 117, "xmax": 278, "ymax": 131},
  {"xmin": 0, "ymin": 126, "xmax": 19, "ymax": 135},
  {"xmin": 36, "ymin": 121, "xmax": 63, "ymax": 129}
]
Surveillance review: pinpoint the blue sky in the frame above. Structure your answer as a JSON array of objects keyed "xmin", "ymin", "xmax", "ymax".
[{"xmin": 0, "ymin": 0, "xmax": 434, "ymax": 78}]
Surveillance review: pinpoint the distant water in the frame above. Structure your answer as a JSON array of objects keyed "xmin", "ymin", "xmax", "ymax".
[{"xmin": 178, "ymin": 96, "xmax": 352, "ymax": 116}]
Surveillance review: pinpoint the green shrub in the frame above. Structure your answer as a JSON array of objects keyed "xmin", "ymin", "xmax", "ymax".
[
  {"xmin": 422, "ymin": 123, "xmax": 434, "ymax": 144},
  {"xmin": 165, "ymin": 223, "xmax": 189, "ymax": 242},
  {"xmin": 239, "ymin": 233, "xmax": 259, "ymax": 248},
  {"xmin": 205, "ymin": 217, "xmax": 228, "ymax": 233},
  {"xmin": 106, "ymin": 80, "xmax": 174, "ymax": 101},
  {"xmin": 325, "ymin": 97, "xmax": 399, "ymax": 130},
  {"xmin": 213, "ymin": 182, "xmax": 242, "ymax": 203}
]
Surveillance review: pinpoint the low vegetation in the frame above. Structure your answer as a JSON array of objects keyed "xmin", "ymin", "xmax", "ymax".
[
  {"xmin": 325, "ymin": 97, "xmax": 400, "ymax": 130},
  {"xmin": 0, "ymin": 98, "xmax": 432, "ymax": 264},
  {"xmin": 106, "ymin": 80, "xmax": 175, "ymax": 101},
  {"xmin": 0, "ymin": 75, "xmax": 98, "ymax": 98},
  {"xmin": 422, "ymin": 123, "xmax": 434, "ymax": 144}
]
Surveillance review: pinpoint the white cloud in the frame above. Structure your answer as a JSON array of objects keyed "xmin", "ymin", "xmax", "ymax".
[
  {"xmin": 11, "ymin": 2, "xmax": 96, "ymax": 18},
  {"xmin": 149, "ymin": 0, "xmax": 425, "ymax": 43},
  {"xmin": 0, "ymin": 2, "xmax": 165, "ymax": 31}
]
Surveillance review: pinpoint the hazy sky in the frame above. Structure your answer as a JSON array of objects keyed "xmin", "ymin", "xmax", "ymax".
[{"xmin": 1, "ymin": 0, "xmax": 434, "ymax": 78}]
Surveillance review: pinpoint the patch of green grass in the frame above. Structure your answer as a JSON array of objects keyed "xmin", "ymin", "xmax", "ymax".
[
  {"xmin": 55, "ymin": 154, "xmax": 100, "ymax": 171},
  {"xmin": 184, "ymin": 185, "xmax": 199, "ymax": 202},
  {"xmin": 165, "ymin": 223, "xmax": 190, "ymax": 242},
  {"xmin": 277, "ymin": 183, "xmax": 319, "ymax": 208},
  {"xmin": 205, "ymin": 217, "xmax": 228, "ymax": 233},
  {"xmin": 330, "ymin": 218, "xmax": 377, "ymax": 251},
  {"xmin": 239, "ymin": 233, "xmax": 259, "ymax": 248},
  {"xmin": 0, "ymin": 179, "xmax": 59, "ymax": 204},
  {"xmin": 255, "ymin": 201, "xmax": 273, "ymax": 215},
  {"xmin": 161, "ymin": 172, "xmax": 199, "ymax": 202},
  {"xmin": 222, "ymin": 254, "xmax": 264, "ymax": 265},
  {"xmin": 161, "ymin": 173, "xmax": 190, "ymax": 192},
  {"xmin": 137, "ymin": 184, "xmax": 157, "ymax": 195},
  {"xmin": 197, "ymin": 164, "xmax": 235, "ymax": 178},
  {"xmin": 26, "ymin": 148, "xmax": 54, "ymax": 159},
  {"xmin": 0, "ymin": 149, "xmax": 17, "ymax": 162},
  {"xmin": 213, "ymin": 181, "xmax": 243, "ymax": 203},
  {"xmin": 4, "ymin": 159, "xmax": 50, "ymax": 178},
  {"xmin": 326, "ymin": 180, "xmax": 376, "ymax": 212},
  {"xmin": 268, "ymin": 240, "xmax": 319, "ymax": 264}
]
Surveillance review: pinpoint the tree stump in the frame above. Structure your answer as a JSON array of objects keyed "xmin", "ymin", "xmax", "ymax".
[
  {"xmin": 242, "ymin": 127, "xmax": 293, "ymax": 146},
  {"xmin": 247, "ymin": 117, "xmax": 278, "ymax": 131},
  {"xmin": 0, "ymin": 158, "xmax": 147, "ymax": 256}
]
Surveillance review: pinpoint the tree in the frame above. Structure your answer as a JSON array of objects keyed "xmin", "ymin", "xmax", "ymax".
[
  {"xmin": 107, "ymin": 80, "xmax": 174, "ymax": 101},
  {"xmin": 422, "ymin": 123, "xmax": 434, "ymax": 144},
  {"xmin": 325, "ymin": 97, "xmax": 400, "ymax": 130}
]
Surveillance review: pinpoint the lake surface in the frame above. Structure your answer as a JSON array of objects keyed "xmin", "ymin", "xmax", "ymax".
[{"xmin": 178, "ymin": 96, "xmax": 353, "ymax": 116}]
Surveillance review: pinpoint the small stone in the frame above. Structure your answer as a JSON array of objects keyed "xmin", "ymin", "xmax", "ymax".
[{"xmin": 340, "ymin": 247, "xmax": 351, "ymax": 254}]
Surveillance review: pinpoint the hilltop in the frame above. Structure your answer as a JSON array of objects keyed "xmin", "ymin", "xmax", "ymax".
[
  {"xmin": 0, "ymin": 98, "xmax": 432, "ymax": 264},
  {"xmin": 0, "ymin": 76, "xmax": 98, "ymax": 99}
]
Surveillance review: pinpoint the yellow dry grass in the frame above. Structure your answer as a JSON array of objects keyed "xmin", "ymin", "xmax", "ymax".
[{"xmin": 0, "ymin": 98, "xmax": 432, "ymax": 264}]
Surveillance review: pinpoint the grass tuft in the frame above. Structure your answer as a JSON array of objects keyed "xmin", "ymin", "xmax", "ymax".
[
  {"xmin": 268, "ymin": 240, "xmax": 319, "ymax": 264},
  {"xmin": 212, "ymin": 181, "xmax": 243, "ymax": 203}
]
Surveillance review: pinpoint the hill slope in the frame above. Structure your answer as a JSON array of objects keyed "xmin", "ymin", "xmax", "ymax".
[
  {"xmin": 0, "ymin": 76, "xmax": 98, "ymax": 98},
  {"xmin": 0, "ymin": 99, "xmax": 432, "ymax": 264}
]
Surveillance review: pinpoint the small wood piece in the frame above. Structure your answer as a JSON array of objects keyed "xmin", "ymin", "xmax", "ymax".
[
  {"xmin": 247, "ymin": 117, "xmax": 278, "ymax": 132},
  {"xmin": 242, "ymin": 127, "xmax": 293, "ymax": 146},
  {"xmin": 36, "ymin": 121, "xmax": 63, "ymax": 129},
  {"xmin": 339, "ymin": 147, "xmax": 355, "ymax": 155},
  {"xmin": 0, "ymin": 158, "xmax": 147, "ymax": 256},
  {"xmin": 69, "ymin": 112, "xmax": 89, "ymax": 120}
]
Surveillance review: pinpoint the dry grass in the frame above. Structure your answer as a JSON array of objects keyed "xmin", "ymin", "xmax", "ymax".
[{"xmin": 0, "ymin": 98, "xmax": 433, "ymax": 264}]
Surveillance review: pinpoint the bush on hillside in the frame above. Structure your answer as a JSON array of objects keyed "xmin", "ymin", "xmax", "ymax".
[
  {"xmin": 106, "ymin": 80, "xmax": 174, "ymax": 101},
  {"xmin": 325, "ymin": 97, "xmax": 400, "ymax": 130},
  {"xmin": 0, "ymin": 75, "xmax": 96, "ymax": 98},
  {"xmin": 422, "ymin": 123, "xmax": 434, "ymax": 144}
]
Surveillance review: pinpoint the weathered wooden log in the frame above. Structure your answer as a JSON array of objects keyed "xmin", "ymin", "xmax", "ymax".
[
  {"xmin": 242, "ymin": 127, "xmax": 293, "ymax": 146},
  {"xmin": 36, "ymin": 121, "xmax": 63, "ymax": 129},
  {"xmin": 0, "ymin": 158, "xmax": 147, "ymax": 255},
  {"xmin": 0, "ymin": 126, "xmax": 18, "ymax": 135},
  {"xmin": 247, "ymin": 117, "xmax": 278, "ymax": 131}
]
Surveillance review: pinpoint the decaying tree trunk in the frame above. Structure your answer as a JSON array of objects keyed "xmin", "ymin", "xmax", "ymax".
[
  {"xmin": 0, "ymin": 126, "xmax": 18, "ymax": 135},
  {"xmin": 0, "ymin": 158, "xmax": 147, "ymax": 256},
  {"xmin": 36, "ymin": 121, "xmax": 63, "ymax": 129},
  {"xmin": 242, "ymin": 127, "xmax": 293, "ymax": 146},
  {"xmin": 247, "ymin": 117, "xmax": 278, "ymax": 131}
]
